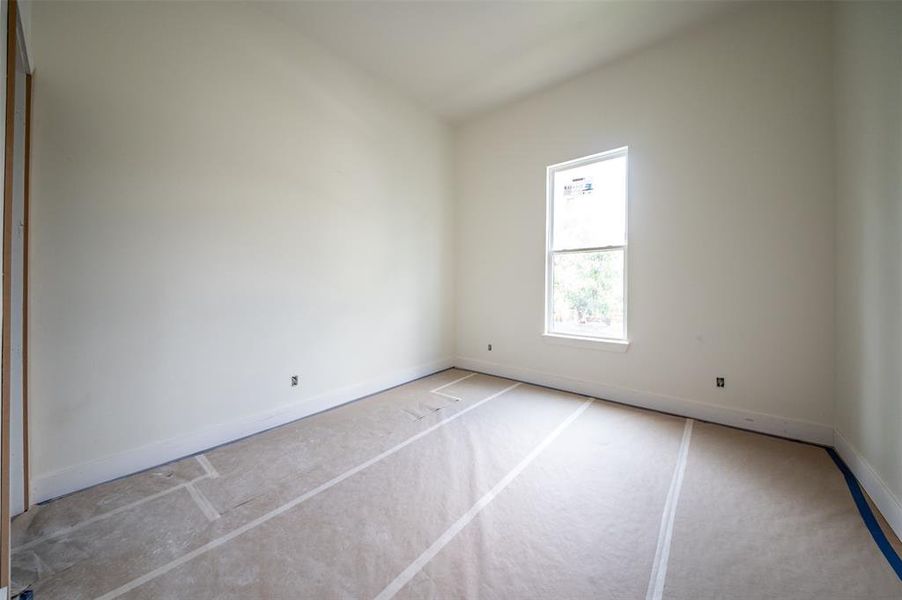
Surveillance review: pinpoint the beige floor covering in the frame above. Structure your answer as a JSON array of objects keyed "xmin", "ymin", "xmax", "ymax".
[{"xmin": 10, "ymin": 369, "xmax": 902, "ymax": 599}]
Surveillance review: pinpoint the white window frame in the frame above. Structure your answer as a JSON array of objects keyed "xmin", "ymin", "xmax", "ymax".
[{"xmin": 543, "ymin": 147, "xmax": 630, "ymax": 352}]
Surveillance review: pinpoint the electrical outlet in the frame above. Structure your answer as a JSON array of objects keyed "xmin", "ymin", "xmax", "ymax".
[
  {"xmin": 716, "ymin": 377, "xmax": 725, "ymax": 388},
  {"xmin": 487, "ymin": 344, "xmax": 492, "ymax": 351},
  {"xmin": 291, "ymin": 375, "xmax": 299, "ymax": 387}
]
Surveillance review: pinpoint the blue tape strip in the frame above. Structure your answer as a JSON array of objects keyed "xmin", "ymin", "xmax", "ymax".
[{"xmin": 826, "ymin": 447, "xmax": 902, "ymax": 580}]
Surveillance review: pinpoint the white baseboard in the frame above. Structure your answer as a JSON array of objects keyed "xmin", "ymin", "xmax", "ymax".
[
  {"xmin": 31, "ymin": 357, "xmax": 454, "ymax": 504},
  {"xmin": 834, "ymin": 430, "xmax": 902, "ymax": 542},
  {"xmin": 455, "ymin": 356, "xmax": 834, "ymax": 446}
]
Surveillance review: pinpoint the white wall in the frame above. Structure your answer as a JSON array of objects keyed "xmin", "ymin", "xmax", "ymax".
[
  {"xmin": 9, "ymin": 65, "xmax": 27, "ymax": 516},
  {"xmin": 29, "ymin": 1, "xmax": 454, "ymax": 500},
  {"xmin": 16, "ymin": 0, "xmax": 29, "ymax": 62},
  {"xmin": 834, "ymin": 2, "xmax": 902, "ymax": 535},
  {"xmin": 454, "ymin": 3, "xmax": 836, "ymax": 443}
]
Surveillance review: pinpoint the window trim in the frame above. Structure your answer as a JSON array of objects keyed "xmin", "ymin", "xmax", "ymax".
[{"xmin": 544, "ymin": 146, "xmax": 630, "ymax": 347}]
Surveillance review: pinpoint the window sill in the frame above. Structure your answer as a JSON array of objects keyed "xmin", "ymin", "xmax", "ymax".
[{"xmin": 541, "ymin": 333, "xmax": 630, "ymax": 353}]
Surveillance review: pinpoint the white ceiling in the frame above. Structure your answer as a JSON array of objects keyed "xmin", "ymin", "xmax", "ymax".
[{"xmin": 259, "ymin": 1, "xmax": 740, "ymax": 121}]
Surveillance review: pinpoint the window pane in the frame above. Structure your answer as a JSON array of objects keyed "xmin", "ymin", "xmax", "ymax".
[
  {"xmin": 551, "ymin": 249, "xmax": 625, "ymax": 339},
  {"xmin": 552, "ymin": 155, "xmax": 626, "ymax": 250}
]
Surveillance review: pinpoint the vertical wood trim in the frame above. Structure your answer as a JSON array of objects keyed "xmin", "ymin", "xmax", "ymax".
[
  {"xmin": 21, "ymin": 72, "xmax": 29, "ymax": 511},
  {"xmin": 1, "ymin": 0, "xmax": 18, "ymax": 589}
]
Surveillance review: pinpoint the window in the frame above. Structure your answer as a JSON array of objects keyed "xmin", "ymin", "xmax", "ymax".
[{"xmin": 545, "ymin": 147, "xmax": 628, "ymax": 344}]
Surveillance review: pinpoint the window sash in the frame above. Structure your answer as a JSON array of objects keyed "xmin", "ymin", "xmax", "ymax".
[
  {"xmin": 549, "ymin": 244, "xmax": 625, "ymax": 255},
  {"xmin": 547, "ymin": 248, "xmax": 626, "ymax": 340}
]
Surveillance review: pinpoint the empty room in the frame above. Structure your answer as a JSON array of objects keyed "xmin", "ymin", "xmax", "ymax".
[{"xmin": 0, "ymin": 0, "xmax": 898, "ymax": 598}]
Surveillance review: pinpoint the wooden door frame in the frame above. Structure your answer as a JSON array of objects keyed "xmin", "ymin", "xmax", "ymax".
[
  {"xmin": 0, "ymin": 0, "xmax": 17, "ymax": 587},
  {"xmin": 1, "ymin": 0, "xmax": 29, "ymax": 590}
]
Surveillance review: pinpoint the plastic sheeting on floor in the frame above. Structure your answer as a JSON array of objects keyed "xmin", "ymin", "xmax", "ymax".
[{"xmin": 10, "ymin": 370, "xmax": 902, "ymax": 599}]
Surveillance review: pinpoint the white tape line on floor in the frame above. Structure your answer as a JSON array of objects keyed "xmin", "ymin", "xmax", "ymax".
[
  {"xmin": 431, "ymin": 391, "xmax": 462, "ymax": 402},
  {"xmin": 196, "ymin": 454, "xmax": 220, "ymax": 479},
  {"xmin": 374, "ymin": 396, "xmax": 595, "ymax": 600},
  {"xmin": 18, "ymin": 456, "xmax": 224, "ymax": 553},
  {"xmin": 14, "ymin": 476, "xmax": 209, "ymax": 553},
  {"xmin": 427, "ymin": 372, "xmax": 478, "ymax": 404},
  {"xmin": 185, "ymin": 482, "xmax": 221, "ymax": 522},
  {"xmin": 429, "ymin": 372, "xmax": 476, "ymax": 394},
  {"xmin": 95, "ymin": 381, "xmax": 522, "ymax": 600},
  {"xmin": 645, "ymin": 418, "xmax": 694, "ymax": 600}
]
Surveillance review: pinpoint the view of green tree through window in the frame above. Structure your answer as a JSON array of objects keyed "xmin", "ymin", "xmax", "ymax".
[{"xmin": 546, "ymin": 148, "xmax": 627, "ymax": 341}]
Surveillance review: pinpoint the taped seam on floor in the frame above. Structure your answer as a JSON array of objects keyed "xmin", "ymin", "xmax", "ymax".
[
  {"xmin": 13, "ymin": 476, "xmax": 211, "ymax": 553},
  {"xmin": 645, "ymin": 418, "xmax": 694, "ymax": 600},
  {"xmin": 374, "ymin": 396, "xmax": 595, "ymax": 600},
  {"xmin": 431, "ymin": 391, "xmax": 462, "ymax": 403},
  {"xmin": 429, "ymin": 372, "xmax": 476, "ymax": 394},
  {"xmin": 196, "ymin": 454, "xmax": 220, "ymax": 479},
  {"xmin": 185, "ymin": 482, "xmax": 221, "ymax": 521},
  {"xmin": 429, "ymin": 372, "xmax": 477, "ymax": 401},
  {"xmin": 18, "ymin": 456, "xmax": 223, "ymax": 552},
  {"xmin": 405, "ymin": 374, "xmax": 477, "ymax": 418},
  {"xmin": 94, "ymin": 381, "xmax": 523, "ymax": 600},
  {"xmin": 827, "ymin": 448, "xmax": 902, "ymax": 580}
]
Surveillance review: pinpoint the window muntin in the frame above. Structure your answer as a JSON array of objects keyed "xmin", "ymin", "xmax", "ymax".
[{"xmin": 546, "ymin": 148, "xmax": 628, "ymax": 341}]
